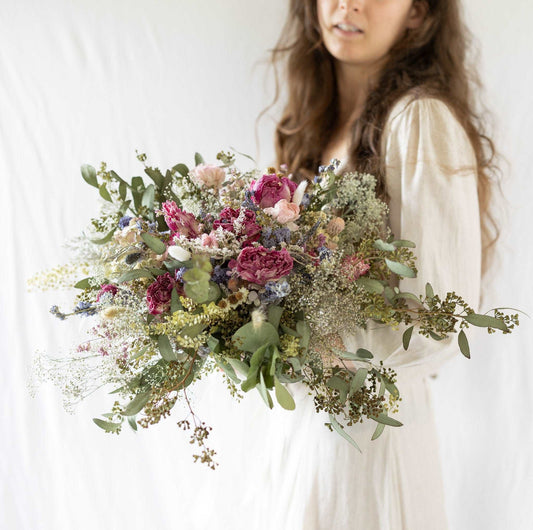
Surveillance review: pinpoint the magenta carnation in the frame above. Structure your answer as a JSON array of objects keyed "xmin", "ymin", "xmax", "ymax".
[
  {"xmin": 161, "ymin": 201, "xmax": 200, "ymax": 238},
  {"xmin": 96, "ymin": 284, "xmax": 118, "ymax": 302},
  {"xmin": 146, "ymin": 273, "xmax": 175, "ymax": 315},
  {"xmin": 212, "ymin": 207, "xmax": 262, "ymax": 246},
  {"xmin": 250, "ymin": 174, "xmax": 297, "ymax": 208},
  {"xmin": 235, "ymin": 246, "xmax": 293, "ymax": 285}
]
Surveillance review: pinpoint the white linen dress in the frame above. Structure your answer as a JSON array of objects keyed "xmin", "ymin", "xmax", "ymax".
[{"xmin": 188, "ymin": 94, "xmax": 481, "ymax": 530}]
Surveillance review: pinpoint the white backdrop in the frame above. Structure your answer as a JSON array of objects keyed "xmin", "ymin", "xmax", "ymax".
[{"xmin": 1, "ymin": 1, "xmax": 532, "ymax": 529}]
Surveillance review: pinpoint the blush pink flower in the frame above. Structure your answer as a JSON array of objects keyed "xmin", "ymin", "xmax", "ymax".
[
  {"xmin": 146, "ymin": 273, "xmax": 175, "ymax": 315},
  {"xmin": 192, "ymin": 164, "xmax": 226, "ymax": 189},
  {"xmin": 234, "ymin": 246, "xmax": 293, "ymax": 285},
  {"xmin": 212, "ymin": 207, "xmax": 262, "ymax": 246},
  {"xmin": 340, "ymin": 255, "xmax": 370, "ymax": 282},
  {"xmin": 201, "ymin": 231, "xmax": 219, "ymax": 248},
  {"xmin": 250, "ymin": 174, "xmax": 297, "ymax": 208},
  {"xmin": 263, "ymin": 199, "xmax": 300, "ymax": 224},
  {"xmin": 161, "ymin": 201, "xmax": 200, "ymax": 239}
]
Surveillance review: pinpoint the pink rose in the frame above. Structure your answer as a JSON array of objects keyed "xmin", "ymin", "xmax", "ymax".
[
  {"xmin": 250, "ymin": 174, "xmax": 297, "ymax": 208},
  {"xmin": 192, "ymin": 164, "xmax": 226, "ymax": 189},
  {"xmin": 146, "ymin": 273, "xmax": 175, "ymax": 315},
  {"xmin": 213, "ymin": 207, "xmax": 262, "ymax": 246},
  {"xmin": 161, "ymin": 201, "xmax": 200, "ymax": 239},
  {"xmin": 235, "ymin": 246, "xmax": 293, "ymax": 285},
  {"xmin": 263, "ymin": 199, "xmax": 300, "ymax": 224},
  {"xmin": 96, "ymin": 284, "xmax": 118, "ymax": 302},
  {"xmin": 340, "ymin": 255, "xmax": 370, "ymax": 282}
]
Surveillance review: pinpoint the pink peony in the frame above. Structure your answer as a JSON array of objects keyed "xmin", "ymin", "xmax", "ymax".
[
  {"xmin": 235, "ymin": 246, "xmax": 293, "ymax": 285},
  {"xmin": 161, "ymin": 201, "xmax": 201, "ymax": 238},
  {"xmin": 340, "ymin": 255, "xmax": 370, "ymax": 282},
  {"xmin": 213, "ymin": 207, "xmax": 262, "ymax": 246},
  {"xmin": 146, "ymin": 273, "xmax": 175, "ymax": 315},
  {"xmin": 96, "ymin": 284, "xmax": 118, "ymax": 302},
  {"xmin": 250, "ymin": 174, "xmax": 297, "ymax": 208},
  {"xmin": 191, "ymin": 164, "xmax": 226, "ymax": 189},
  {"xmin": 263, "ymin": 199, "xmax": 300, "ymax": 224}
]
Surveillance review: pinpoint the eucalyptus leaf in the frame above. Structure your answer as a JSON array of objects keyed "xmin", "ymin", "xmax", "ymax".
[
  {"xmin": 99, "ymin": 183, "xmax": 113, "ymax": 202},
  {"xmin": 227, "ymin": 358, "xmax": 250, "ymax": 378},
  {"xmin": 127, "ymin": 416, "xmax": 138, "ymax": 432},
  {"xmin": 326, "ymin": 376, "xmax": 349, "ymax": 404},
  {"xmin": 74, "ymin": 278, "xmax": 94, "ymax": 289},
  {"xmin": 428, "ymin": 331, "xmax": 446, "ymax": 341},
  {"xmin": 402, "ymin": 326, "xmax": 414, "ymax": 350},
  {"xmin": 464, "ymin": 313, "xmax": 508, "ymax": 331},
  {"xmin": 371, "ymin": 423, "xmax": 386, "ymax": 441},
  {"xmin": 118, "ymin": 181, "xmax": 127, "ymax": 200},
  {"xmin": 355, "ymin": 277, "xmax": 385, "ymax": 294},
  {"xmin": 328, "ymin": 414, "xmax": 362, "ymax": 453},
  {"xmin": 194, "ymin": 152, "xmax": 205, "ymax": 166},
  {"xmin": 274, "ymin": 376, "xmax": 296, "ymax": 410},
  {"xmin": 93, "ymin": 418, "xmax": 122, "ymax": 432},
  {"xmin": 373, "ymin": 239, "xmax": 396, "ymax": 252},
  {"xmin": 89, "ymin": 229, "xmax": 115, "ymax": 245},
  {"xmin": 425, "ymin": 283, "xmax": 435, "ymax": 299},
  {"xmin": 141, "ymin": 232, "xmax": 167, "ymax": 255},
  {"xmin": 458, "ymin": 329, "xmax": 470, "ymax": 358},
  {"xmin": 356, "ymin": 348, "xmax": 373, "ymax": 359},
  {"xmin": 123, "ymin": 391, "xmax": 151, "ymax": 416},
  {"xmin": 391, "ymin": 239, "xmax": 416, "ymax": 248},
  {"xmin": 295, "ymin": 320, "xmax": 310, "ymax": 350},
  {"xmin": 232, "ymin": 321, "xmax": 280, "ymax": 353},
  {"xmin": 144, "ymin": 167, "xmax": 164, "ymax": 187},
  {"xmin": 370, "ymin": 413, "xmax": 403, "ymax": 427},
  {"xmin": 116, "ymin": 269, "xmax": 154, "ymax": 283},
  {"xmin": 142, "ymin": 184, "xmax": 155, "ymax": 210},
  {"xmin": 157, "ymin": 334, "xmax": 177, "ymax": 361},
  {"xmin": 216, "ymin": 359, "xmax": 240, "ymax": 385},
  {"xmin": 81, "ymin": 164, "xmax": 98, "ymax": 188},
  {"xmin": 349, "ymin": 368, "xmax": 368, "ymax": 397},
  {"xmin": 385, "ymin": 259, "xmax": 416, "ymax": 278},
  {"xmin": 258, "ymin": 370, "xmax": 274, "ymax": 409},
  {"xmin": 267, "ymin": 305, "xmax": 284, "ymax": 330}
]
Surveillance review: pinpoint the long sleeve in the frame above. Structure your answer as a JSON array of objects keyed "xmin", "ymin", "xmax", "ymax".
[{"xmin": 341, "ymin": 96, "xmax": 482, "ymax": 380}]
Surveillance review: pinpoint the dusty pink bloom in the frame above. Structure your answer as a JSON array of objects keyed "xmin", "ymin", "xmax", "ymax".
[
  {"xmin": 235, "ymin": 246, "xmax": 293, "ymax": 285},
  {"xmin": 161, "ymin": 201, "xmax": 200, "ymax": 238},
  {"xmin": 340, "ymin": 255, "xmax": 370, "ymax": 282},
  {"xmin": 96, "ymin": 284, "xmax": 118, "ymax": 302},
  {"xmin": 263, "ymin": 199, "xmax": 300, "ymax": 224},
  {"xmin": 192, "ymin": 164, "xmax": 226, "ymax": 189},
  {"xmin": 146, "ymin": 273, "xmax": 175, "ymax": 315},
  {"xmin": 250, "ymin": 174, "xmax": 297, "ymax": 208},
  {"xmin": 201, "ymin": 231, "xmax": 219, "ymax": 248},
  {"xmin": 213, "ymin": 207, "xmax": 261, "ymax": 246}
]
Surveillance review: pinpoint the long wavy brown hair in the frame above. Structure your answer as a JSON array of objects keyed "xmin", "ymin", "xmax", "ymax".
[{"xmin": 256, "ymin": 0, "xmax": 501, "ymax": 276}]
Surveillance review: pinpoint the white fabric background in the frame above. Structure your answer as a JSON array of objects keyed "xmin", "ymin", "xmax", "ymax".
[{"xmin": 1, "ymin": 1, "xmax": 531, "ymax": 529}]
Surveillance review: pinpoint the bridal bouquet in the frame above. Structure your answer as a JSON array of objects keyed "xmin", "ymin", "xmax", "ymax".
[{"xmin": 29, "ymin": 150, "xmax": 519, "ymax": 469}]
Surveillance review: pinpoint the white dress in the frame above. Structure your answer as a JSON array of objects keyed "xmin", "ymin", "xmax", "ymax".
[{"xmin": 189, "ymin": 94, "xmax": 481, "ymax": 530}]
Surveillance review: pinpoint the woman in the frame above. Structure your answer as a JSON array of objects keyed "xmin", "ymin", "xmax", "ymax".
[{"xmin": 244, "ymin": 0, "xmax": 500, "ymax": 528}]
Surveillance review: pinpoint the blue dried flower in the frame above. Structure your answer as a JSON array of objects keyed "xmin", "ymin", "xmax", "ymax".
[
  {"xmin": 174, "ymin": 267, "xmax": 187, "ymax": 282},
  {"xmin": 317, "ymin": 246, "xmax": 333, "ymax": 261},
  {"xmin": 49, "ymin": 305, "xmax": 66, "ymax": 320},
  {"xmin": 273, "ymin": 227, "xmax": 291, "ymax": 245},
  {"xmin": 118, "ymin": 216, "xmax": 132, "ymax": 229},
  {"xmin": 212, "ymin": 265, "xmax": 229, "ymax": 285},
  {"xmin": 197, "ymin": 346, "xmax": 211, "ymax": 358},
  {"xmin": 74, "ymin": 301, "xmax": 97, "ymax": 317},
  {"xmin": 259, "ymin": 280, "xmax": 291, "ymax": 302},
  {"xmin": 300, "ymin": 193, "xmax": 311, "ymax": 208}
]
